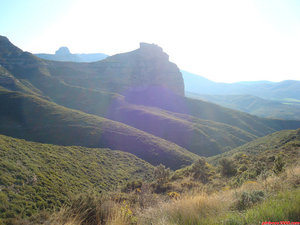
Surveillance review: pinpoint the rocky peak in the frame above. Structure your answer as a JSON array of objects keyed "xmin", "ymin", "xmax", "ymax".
[
  {"xmin": 138, "ymin": 42, "xmax": 169, "ymax": 61},
  {"xmin": 55, "ymin": 47, "xmax": 71, "ymax": 55}
]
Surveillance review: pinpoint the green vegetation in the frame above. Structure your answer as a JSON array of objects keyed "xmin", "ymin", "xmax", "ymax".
[
  {"xmin": 7, "ymin": 128, "xmax": 297, "ymax": 225},
  {"xmin": 0, "ymin": 134, "xmax": 154, "ymax": 220}
]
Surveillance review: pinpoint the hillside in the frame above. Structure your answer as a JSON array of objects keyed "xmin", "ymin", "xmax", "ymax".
[
  {"xmin": 108, "ymin": 103, "xmax": 257, "ymax": 156},
  {"xmin": 209, "ymin": 128, "xmax": 300, "ymax": 165},
  {"xmin": 187, "ymin": 93, "xmax": 300, "ymax": 120},
  {"xmin": 0, "ymin": 134, "xmax": 154, "ymax": 219},
  {"xmin": 0, "ymin": 90, "xmax": 197, "ymax": 169},
  {"xmin": 35, "ymin": 46, "xmax": 108, "ymax": 62},
  {"xmin": 182, "ymin": 70, "xmax": 300, "ymax": 101},
  {"xmin": 10, "ymin": 129, "xmax": 299, "ymax": 225}
]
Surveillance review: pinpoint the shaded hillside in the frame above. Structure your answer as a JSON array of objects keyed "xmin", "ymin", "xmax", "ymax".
[
  {"xmin": 187, "ymin": 93, "xmax": 300, "ymax": 120},
  {"xmin": 108, "ymin": 103, "xmax": 257, "ymax": 156},
  {"xmin": 0, "ymin": 66, "xmax": 43, "ymax": 97},
  {"xmin": 182, "ymin": 70, "xmax": 300, "ymax": 100},
  {"xmin": 0, "ymin": 134, "xmax": 154, "ymax": 219},
  {"xmin": 35, "ymin": 46, "xmax": 108, "ymax": 62},
  {"xmin": 0, "ymin": 90, "xmax": 197, "ymax": 169}
]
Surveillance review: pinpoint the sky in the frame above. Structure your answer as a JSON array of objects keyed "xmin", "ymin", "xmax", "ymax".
[{"xmin": 1, "ymin": 0, "xmax": 300, "ymax": 83}]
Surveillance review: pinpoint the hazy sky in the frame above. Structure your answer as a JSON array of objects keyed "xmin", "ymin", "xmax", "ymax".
[{"xmin": 1, "ymin": 0, "xmax": 300, "ymax": 82}]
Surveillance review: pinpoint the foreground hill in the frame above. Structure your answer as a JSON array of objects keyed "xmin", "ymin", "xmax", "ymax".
[
  {"xmin": 7, "ymin": 129, "xmax": 299, "ymax": 224},
  {"xmin": 0, "ymin": 134, "xmax": 154, "ymax": 219},
  {"xmin": 187, "ymin": 93, "xmax": 300, "ymax": 120},
  {"xmin": 0, "ymin": 90, "xmax": 197, "ymax": 169}
]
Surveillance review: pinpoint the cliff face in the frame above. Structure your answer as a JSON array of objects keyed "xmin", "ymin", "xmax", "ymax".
[
  {"xmin": 128, "ymin": 43, "xmax": 184, "ymax": 96},
  {"xmin": 47, "ymin": 42, "xmax": 185, "ymax": 96}
]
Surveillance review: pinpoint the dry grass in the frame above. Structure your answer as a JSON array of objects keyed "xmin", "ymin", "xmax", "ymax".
[
  {"xmin": 138, "ymin": 191, "xmax": 234, "ymax": 225},
  {"xmin": 137, "ymin": 165, "xmax": 300, "ymax": 225},
  {"xmin": 42, "ymin": 165, "xmax": 299, "ymax": 225}
]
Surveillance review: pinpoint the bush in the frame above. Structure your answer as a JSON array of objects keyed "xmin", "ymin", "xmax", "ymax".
[
  {"xmin": 219, "ymin": 158, "xmax": 237, "ymax": 177},
  {"xmin": 235, "ymin": 190, "xmax": 265, "ymax": 210},
  {"xmin": 121, "ymin": 180, "xmax": 143, "ymax": 193},
  {"xmin": 191, "ymin": 158, "xmax": 211, "ymax": 183},
  {"xmin": 154, "ymin": 164, "xmax": 170, "ymax": 185},
  {"xmin": 273, "ymin": 155, "xmax": 285, "ymax": 175}
]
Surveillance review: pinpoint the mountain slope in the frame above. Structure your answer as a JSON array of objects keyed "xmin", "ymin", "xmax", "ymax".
[
  {"xmin": 0, "ymin": 134, "xmax": 154, "ymax": 219},
  {"xmin": 209, "ymin": 128, "xmax": 300, "ymax": 164},
  {"xmin": 108, "ymin": 103, "xmax": 257, "ymax": 156},
  {"xmin": 0, "ymin": 90, "xmax": 197, "ymax": 169}
]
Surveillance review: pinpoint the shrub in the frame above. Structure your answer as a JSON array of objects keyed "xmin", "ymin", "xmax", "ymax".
[
  {"xmin": 273, "ymin": 155, "xmax": 285, "ymax": 175},
  {"xmin": 191, "ymin": 158, "xmax": 211, "ymax": 183},
  {"xmin": 235, "ymin": 190, "xmax": 265, "ymax": 210},
  {"xmin": 219, "ymin": 158, "xmax": 237, "ymax": 177},
  {"xmin": 154, "ymin": 164, "xmax": 170, "ymax": 185},
  {"xmin": 121, "ymin": 180, "xmax": 143, "ymax": 193}
]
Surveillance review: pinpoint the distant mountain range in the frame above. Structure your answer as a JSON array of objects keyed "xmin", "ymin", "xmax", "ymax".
[
  {"xmin": 182, "ymin": 70, "xmax": 300, "ymax": 100},
  {"xmin": 35, "ymin": 46, "xmax": 108, "ymax": 62},
  {"xmin": 182, "ymin": 70, "xmax": 300, "ymax": 120}
]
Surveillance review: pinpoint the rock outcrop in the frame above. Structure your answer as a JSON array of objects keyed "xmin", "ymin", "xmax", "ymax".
[{"xmin": 55, "ymin": 47, "xmax": 71, "ymax": 55}]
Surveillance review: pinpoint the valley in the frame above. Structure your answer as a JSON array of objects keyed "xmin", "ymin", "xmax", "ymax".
[{"xmin": 0, "ymin": 35, "xmax": 299, "ymax": 224}]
